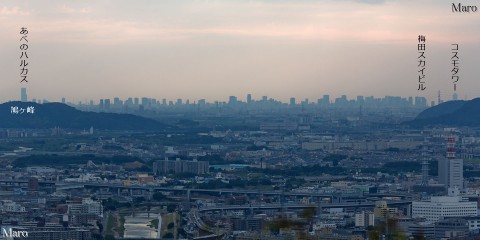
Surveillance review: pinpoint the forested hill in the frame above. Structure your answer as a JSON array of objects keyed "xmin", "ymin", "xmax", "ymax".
[
  {"xmin": 0, "ymin": 101, "xmax": 167, "ymax": 131},
  {"xmin": 407, "ymin": 98, "xmax": 480, "ymax": 127}
]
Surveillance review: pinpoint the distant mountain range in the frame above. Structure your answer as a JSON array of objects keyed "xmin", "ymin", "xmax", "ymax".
[
  {"xmin": 408, "ymin": 98, "xmax": 480, "ymax": 127},
  {"xmin": 0, "ymin": 101, "xmax": 167, "ymax": 131}
]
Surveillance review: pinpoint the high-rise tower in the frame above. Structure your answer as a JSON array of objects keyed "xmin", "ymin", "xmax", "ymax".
[
  {"xmin": 438, "ymin": 130, "xmax": 463, "ymax": 189},
  {"xmin": 21, "ymin": 87, "xmax": 27, "ymax": 102},
  {"xmin": 421, "ymin": 139, "xmax": 429, "ymax": 185}
]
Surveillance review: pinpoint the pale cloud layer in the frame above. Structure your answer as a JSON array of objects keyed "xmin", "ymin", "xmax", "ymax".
[{"xmin": 1, "ymin": 0, "xmax": 480, "ymax": 103}]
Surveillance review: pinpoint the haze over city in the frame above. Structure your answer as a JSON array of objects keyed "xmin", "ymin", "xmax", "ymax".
[
  {"xmin": 5, "ymin": 1, "xmax": 480, "ymax": 239},
  {"xmin": 2, "ymin": 0, "xmax": 480, "ymax": 103}
]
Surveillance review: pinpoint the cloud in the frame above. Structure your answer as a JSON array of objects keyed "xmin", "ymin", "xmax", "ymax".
[
  {"xmin": 1, "ymin": 0, "xmax": 478, "ymax": 45},
  {"xmin": 60, "ymin": 5, "xmax": 91, "ymax": 14},
  {"xmin": 0, "ymin": 6, "xmax": 30, "ymax": 16}
]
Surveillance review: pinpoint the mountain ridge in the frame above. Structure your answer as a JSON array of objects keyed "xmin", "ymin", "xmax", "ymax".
[
  {"xmin": 408, "ymin": 98, "xmax": 480, "ymax": 127},
  {"xmin": 0, "ymin": 101, "xmax": 167, "ymax": 131}
]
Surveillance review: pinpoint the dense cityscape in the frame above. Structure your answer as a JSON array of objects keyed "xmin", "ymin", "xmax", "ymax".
[
  {"xmin": 1, "ymin": 88, "xmax": 480, "ymax": 240},
  {"xmin": 2, "ymin": 0, "xmax": 480, "ymax": 239}
]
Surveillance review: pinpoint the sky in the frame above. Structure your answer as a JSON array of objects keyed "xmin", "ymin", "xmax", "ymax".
[{"xmin": 1, "ymin": 0, "xmax": 480, "ymax": 103}]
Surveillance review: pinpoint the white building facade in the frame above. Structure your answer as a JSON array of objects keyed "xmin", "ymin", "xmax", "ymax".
[{"xmin": 412, "ymin": 189, "xmax": 477, "ymax": 223}]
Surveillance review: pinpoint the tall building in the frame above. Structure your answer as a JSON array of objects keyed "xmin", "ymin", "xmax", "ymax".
[
  {"xmin": 415, "ymin": 96, "xmax": 427, "ymax": 108},
  {"xmin": 439, "ymin": 158, "xmax": 463, "ymax": 189},
  {"xmin": 99, "ymin": 99, "xmax": 104, "ymax": 111},
  {"xmin": 421, "ymin": 139, "xmax": 429, "ymax": 186},
  {"xmin": 141, "ymin": 97, "xmax": 150, "ymax": 106},
  {"xmin": 229, "ymin": 96, "xmax": 237, "ymax": 105},
  {"xmin": 335, "ymin": 95, "xmax": 348, "ymax": 106},
  {"xmin": 322, "ymin": 95, "xmax": 330, "ymax": 105},
  {"xmin": 289, "ymin": 97, "xmax": 296, "ymax": 106},
  {"xmin": 104, "ymin": 99, "xmax": 111, "ymax": 110},
  {"xmin": 21, "ymin": 87, "xmax": 27, "ymax": 102},
  {"xmin": 438, "ymin": 132, "xmax": 463, "ymax": 189},
  {"xmin": 114, "ymin": 97, "xmax": 121, "ymax": 106},
  {"xmin": 125, "ymin": 97, "xmax": 133, "ymax": 106},
  {"xmin": 355, "ymin": 211, "xmax": 375, "ymax": 227},
  {"xmin": 356, "ymin": 96, "xmax": 364, "ymax": 104},
  {"xmin": 247, "ymin": 94, "xmax": 252, "ymax": 104}
]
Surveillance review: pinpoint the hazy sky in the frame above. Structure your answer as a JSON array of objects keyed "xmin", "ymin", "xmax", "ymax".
[{"xmin": 1, "ymin": 0, "xmax": 480, "ymax": 103}]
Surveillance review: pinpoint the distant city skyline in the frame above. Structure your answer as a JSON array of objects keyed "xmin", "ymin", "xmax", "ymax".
[
  {"xmin": 2, "ymin": 0, "xmax": 480, "ymax": 102},
  {"xmin": 11, "ymin": 86, "xmax": 458, "ymax": 107},
  {"xmin": 13, "ymin": 87, "xmax": 439, "ymax": 110}
]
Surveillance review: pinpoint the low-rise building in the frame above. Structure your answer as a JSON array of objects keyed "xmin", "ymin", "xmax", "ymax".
[
  {"xmin": 412, "ymin": 188, "xmax": 477, "ymax": 223},
  {"xmin": 153, "ymin": 158, "xmax": 209, "ymax": 175}
]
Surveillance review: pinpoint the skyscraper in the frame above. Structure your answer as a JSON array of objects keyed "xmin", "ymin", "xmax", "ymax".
[
  {"xmin": 438, "ymin": 132, "xmax": 463, "ymax": 189},
  {"xmin": 228, "ymin": 96, "xmax": 237, "ymax": 105},
  {"xmin": 104, "ymin": 99, "xmax": 111, "ymax": 110},
  {"xmin": 21, "ymin": 87, "xmax": 27, "ymax": 102},
  {"xmin": 114, "ymin": 97, "xmax": 121, "ymax": 106},
  {"xmin": 415, "ymin": 96, "xmax": 427, "ymax": 108},
  {"xmin": 289, "ymin": 97, "xmax": 296, "ymax": 106},
  {"xmin": 356, "ymin": 96, "xmax": 364, "ymax": 104},
  {"xmin": 322, "ymin": 95, "xmax": 330, "ymax": 105},
  {"xmin": 99, "ymin": 99, "xmax": 105, "ymax": 111},
  {"xmin": 247, "ymin": 94, "xmax": 252, "ymax": 104},
  {"xmin": 421, "ymin": 139, "xmax": 429, "ymax": 186}
]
